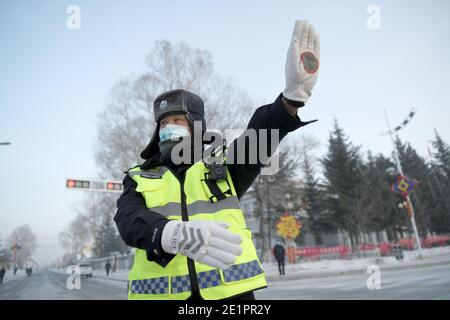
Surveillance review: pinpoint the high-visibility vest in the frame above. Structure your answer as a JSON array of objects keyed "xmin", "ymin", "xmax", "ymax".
[{"xmin": 126, "ymin": 161, "xmax": 267, "ymax": 300}]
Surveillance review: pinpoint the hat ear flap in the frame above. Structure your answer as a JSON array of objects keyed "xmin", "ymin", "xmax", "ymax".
[
  {"xmin": 140, "ymin": 122, "xmax": 161, "ymax": 160},
  {"xmin": 186, "ymin": 112, "xmax": 194, "ymax": 129}
]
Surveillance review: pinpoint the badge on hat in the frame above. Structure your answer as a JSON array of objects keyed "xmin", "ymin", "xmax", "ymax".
[{"xmin": 160, "ymin": 99, "xmax": 168, "ymax": 109}]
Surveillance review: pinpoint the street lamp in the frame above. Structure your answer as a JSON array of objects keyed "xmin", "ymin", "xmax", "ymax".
[{"xmin": 383, "ymin": 109, "xmax": 423, "ymax": 258}]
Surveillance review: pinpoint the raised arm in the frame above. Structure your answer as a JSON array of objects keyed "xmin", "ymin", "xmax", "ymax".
[{"xmin": 227, "ymin": 20, "xmax": 320, "ymax": 198}]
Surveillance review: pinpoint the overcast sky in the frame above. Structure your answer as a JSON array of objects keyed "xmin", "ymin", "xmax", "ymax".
[{"xmin": 1, "ymin": 0, "xmax": 450, "ymax": 265}]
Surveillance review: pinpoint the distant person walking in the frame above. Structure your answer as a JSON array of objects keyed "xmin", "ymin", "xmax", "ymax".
[
  {"xmin": 105, "ymin": 260, "xmax": 112, "ymax": 276},
  {"xmin": 273, "ymin": 240, "xmax": 286, "ymax": 275},
  {"xmin": 0, "ymin": 265, "xmax": 6, "ymax": 284}
]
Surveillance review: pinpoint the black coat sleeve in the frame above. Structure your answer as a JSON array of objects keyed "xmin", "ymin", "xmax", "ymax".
[
  {"xmin": 227, "ymin": 93, "xmax": 317, "ymax": 198},
  {"xmin": 114, "ymin": 173, "xmax": 175, "ymax": 267}
]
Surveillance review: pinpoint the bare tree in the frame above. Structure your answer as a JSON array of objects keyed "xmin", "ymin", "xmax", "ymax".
[
  {"xmin": 252, "ymin": 144, "xmax": 305, "ymax": 262},
  {"xmin": 347, "ymin": 181, "xmax": 377, "ymax": 256},
  {"xmin": 59, "ymin": 214, "xmax": 90, "ymax": 262},
  {"xmin": 95, "ymin": 40, "xmax": 254, "ymax": 180},
  {"xmin": 7, "ymin": 225, "xmax": 37, "ymax": 268},
  {"xmin": 72, "ymin": 192, "xmax": 117, "ymax": 241}
]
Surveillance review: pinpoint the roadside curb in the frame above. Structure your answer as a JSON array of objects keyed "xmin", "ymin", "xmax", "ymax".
[
  {"xmin": 265, "ymin": 258, "xmax": 450, "ymax": 281},
  {"xmin": 92, "ymin": 275, "xmax": 127, "ymax": 283}
]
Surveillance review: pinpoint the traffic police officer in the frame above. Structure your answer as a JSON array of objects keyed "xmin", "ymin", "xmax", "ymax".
[{"xmin": 115, "ymin": 20, "xmax": 320, "ymax": 300}]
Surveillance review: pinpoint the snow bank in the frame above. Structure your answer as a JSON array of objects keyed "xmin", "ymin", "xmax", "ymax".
[
  {"xmin": 1, "ymin": 269, "xmax": 28, "ymax": 283},
  {"xmin": 262, "ymin": 246, "xmax": 450, "ymax": 276},
  {"xmin": 92, "ymin": 269, "xmax": 128, "ymax": 282}
]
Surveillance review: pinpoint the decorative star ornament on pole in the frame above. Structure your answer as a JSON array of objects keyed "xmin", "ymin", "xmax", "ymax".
[
  {"xmin": 381, "ymin": 108, "xmax": 417, "ymax": 136},
  {"xmin": 390, "ymin": 175, "xmax": 419, "ymax": 198}
]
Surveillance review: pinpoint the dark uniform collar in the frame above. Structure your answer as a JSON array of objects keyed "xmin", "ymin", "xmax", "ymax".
[
  {"xmin": 140, "ymin": 152, "xmax": 192, "ymax": 179},
  {"xmin": 139, "ymin": 153, "xmax": 164, "ymax": 170}
]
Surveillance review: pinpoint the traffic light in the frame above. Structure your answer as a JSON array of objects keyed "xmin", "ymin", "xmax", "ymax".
[
  {"xmin": 106, "ymin": 182, "xmax": 123, "ymax": 191},
  {"xmin": 66, "ymin": 179, "xmax": 90, "ymax": 189},
  {"xmin": 66, "ymin": 178, "xmax": 122, "ymax": 192}
]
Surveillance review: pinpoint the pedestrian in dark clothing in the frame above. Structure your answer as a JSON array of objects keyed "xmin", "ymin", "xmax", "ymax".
[
  {"xmin": 105, "ymin": 261, "xmax": 112, "ymax": 276},
  {"xmin": 0, "ymin": 265, "xmax": 6, "ymax": 284},
  {"xmin": 273, "ymin": 241, "xmax": 286, "ymax": 275}
]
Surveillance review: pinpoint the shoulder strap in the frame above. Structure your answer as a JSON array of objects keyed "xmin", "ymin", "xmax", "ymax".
[{"xmin": 128, "ymin": 166, "xmax": 169, "ymax": 179}]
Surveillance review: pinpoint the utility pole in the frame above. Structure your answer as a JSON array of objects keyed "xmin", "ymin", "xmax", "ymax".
[
  {"xmin": 383, "ymin": 109, "xmax": 423, "ymax": 258},
  {"xmin": 11, "ymin": 243, "xmax": 21, "ymax": 267}
]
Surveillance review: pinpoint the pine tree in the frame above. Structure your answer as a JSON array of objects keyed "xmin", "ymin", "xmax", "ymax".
[
  {"xmin": 93, "ymin": 211, "xmax": 126, "ymax": 257},
  {"xmin": 429, "ymin": 130, "xmax": 450, "ymax": 232},
  {"xmin": 321, "ymin": 120, "xmax": 365, "ymax": 246},
  {"xmin": 301, "ymin": 152, "xmax": 332, "ymax": 245},
  {"xmin": 431, "ymin": 129, "xmax": 450, "ymax": 180}
]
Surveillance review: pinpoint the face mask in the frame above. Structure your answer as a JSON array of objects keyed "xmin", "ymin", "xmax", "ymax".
[{"xmin": 159, "ymin": 124, "xmax": 191, "ymax": 142}]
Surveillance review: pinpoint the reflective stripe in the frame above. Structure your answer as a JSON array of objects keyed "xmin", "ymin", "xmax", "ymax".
[
  {"xmin": 128, "ymin": 166, "xmax": 169, "ymax": 178},
  {"xmin": 171, "ymin": 275, "xmax": 190, "ymax": 294},
  {"xmin": 223, "ymin": 260, "xmax": 263, "ymax": 282},
  {"xmin": 197, "ymin": 269, "xmax": 221, "ymax": 289},
  {"xmin": 188, "ymin": 196, "xmax": 240, "ymax": 214},
  {"xmin": 151, "ymin": 202, "xmax": 180, "ymax": 216},
  {"xmin": 130, "ymin": 276, "xmax": 169, "ymax": 294},
  {"xmin": 130, "ymin": 260, "xmax": 263, "ymax": 295},
  {"xmin": 150, "ymin": 196, "xmax": 241, "ymax": 217}
]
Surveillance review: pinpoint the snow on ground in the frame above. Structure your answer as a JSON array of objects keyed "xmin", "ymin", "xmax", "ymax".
[
  {"xmin": 263, "ymin": 256, "xmax": 396, "ymax": 277},
  {"xmin": 92, "ymin": 269, "xmax": 129, "ymax": 282},
  {"xmin": 47, "ymin": 268, "xmax": 128, "ymax": 288},
  {"xmin": 1, "ymin": 269, "xmax": 28, "ymax": 284},
  {"xmin": 402, "ymin": 245, "xmax": 450, "ymax": 260},
  {"xmin": 47, "ymin": 267, "xmax": 129, "ymax": 284},
  {"xmin": 48, "ymin": 268, "xmax": 68, "ymax": 275},
  {"xmin": 88, "ymin": 272, "xmax": 129, "ymax": 288},
  {"xmin": 262, "ymin": 246, "xmax": 450, "ymax": 276},
  {"xmin": 46, "ymin": 246, "xmax": 450, "ymax": 284}
]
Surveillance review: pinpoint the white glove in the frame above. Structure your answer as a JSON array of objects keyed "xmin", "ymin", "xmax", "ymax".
[
  {"xmin": 283, "ymin": 20, "xmax": 320, "ymax": 104},
  {"xmin": 161, "ymin": 220, "xmax": 243, "ymax": 270}
]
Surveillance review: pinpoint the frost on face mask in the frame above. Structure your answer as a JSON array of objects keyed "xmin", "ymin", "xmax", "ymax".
[{"xmin": 159, "ymin": 124, "xmax": 191, "ymax": 142}]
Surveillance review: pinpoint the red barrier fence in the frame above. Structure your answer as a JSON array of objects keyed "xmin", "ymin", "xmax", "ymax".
[
  {"xmin": 280, "ymin": 236, "xmax": 450, "ymax": 261},
  {"xmin": 423, "ymin": 236, "xmax": 450, "ymax": 248},
  {"xmin": 294, "ymin": 245, "xmax": 350, "ymax": 259},
  {"xmin": 398, "ymin": 236, "xmax": 450, "ymax": 250}
]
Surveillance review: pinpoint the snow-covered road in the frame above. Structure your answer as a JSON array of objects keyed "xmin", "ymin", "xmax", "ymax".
[
  {"xmin": 0, "ymin": 269, "xmax": 127, "ymax": 300},
  {"xmin": 1, "ymin": 262, "xmax": 449, "ymax": 300},
  {"xmin": 255, "ymin": 263, "xmax": 450, "ymax": 300}
]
